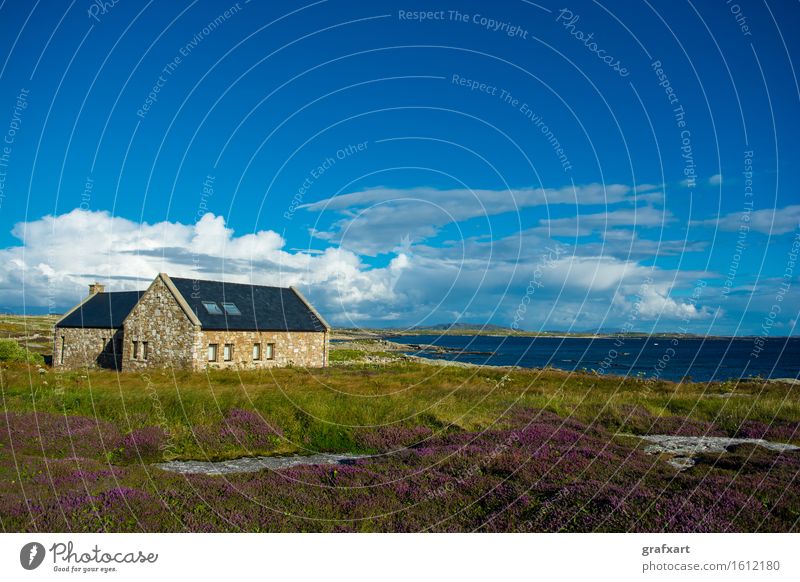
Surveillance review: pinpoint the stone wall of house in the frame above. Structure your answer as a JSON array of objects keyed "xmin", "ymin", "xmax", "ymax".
[
  {"xmin": 52, "ymin": 275, "xmax": 328, "ymax": 371},
  {"xmin": 121, "ymin": 276, "xmax": 200, "ymax": 370},
  {"xmin": 199, "ymin": 330, "xmax": 327, "ymax": 369},
  {"xmin": 53, "ymin": 327, "xmax": 123, "ymax": 369}
]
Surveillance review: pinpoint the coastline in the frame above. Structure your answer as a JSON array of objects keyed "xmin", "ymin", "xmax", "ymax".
[{"xmin": 330, "ymin": 335, "xmax": 800, "ymax": 384}]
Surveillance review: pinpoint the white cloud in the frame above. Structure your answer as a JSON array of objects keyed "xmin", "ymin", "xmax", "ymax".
[
  {"xmin": 531, "ymin": 206, "xmax": 672, "ymax": 237},
  {"xmin": 581, "ymin": 230, "xmax": 707, "ymax": 258},
  {"xmin": 634, "ymin": 286, "xmax": 715, "ymax": 320},
  {"xmin": 0, "ymin": 208, "xmax": 715, "ymax": 330},
  {"xmin": 0, "ymin": 210, "xmax": 409, "ymax": 322},
  {"xmin": 635, "ymin": 183, "xmax": 662, "ymax": 193},
  {"xmin": 692, "ymin": 204, "xmax": 800, "ymax": 235},
  {"xmin": 302, "ymin": 183, "xmax": 661, "ymax": 255},
  {"xmin": 708, "ymin": 174, "xmax": 723, "ymax": 185}
]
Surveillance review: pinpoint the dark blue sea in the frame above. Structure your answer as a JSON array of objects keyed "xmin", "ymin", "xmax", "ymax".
[{"xmin": 385, "ymin": 335, "xmax": 800, "ymax": 383}]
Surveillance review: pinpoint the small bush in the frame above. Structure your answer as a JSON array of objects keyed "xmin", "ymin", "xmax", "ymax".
[{"xmin": 0, "ymin": 339, "xmax": 45, "ymax": 365}]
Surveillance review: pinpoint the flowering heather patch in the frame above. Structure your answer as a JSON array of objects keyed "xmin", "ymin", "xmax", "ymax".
[
  {"xmin": 27, "ymin": 486, "xmax": 169, "ymax": 532},
  {"xmin": 31, "ymin": 459, "xmax": 124, "ymax": 487},
  {"xmin": 119, "ymin": 426, "xmax": 167, "ymax": 462},
  {"xmin": 604, "ymin": 404, "xmax": 726, "ymax": 437},
  {"xmin": 194, "ymin": 408, "xmax": 283, "ymax": 454},
  {"xmin": 0, "ymin": 416, "xmax": 800, "ymax": 531},
  {"xmin": 733, "ymin": 420, "xmax": 799, "ymax": 443},
  {"xmin": 354, "ymin": 425, "xmax": 433, "ymax": 452},
  {"xmin": 647, "ymin": 416, "xmax": 727, "ymax": 437},
  {"xmin": 0, "ymin": 412, "xmax": 121, "ymax": 459},
  {"xmin": 1, "ymin": 404, "xmax": 798, "ymax": 532}
]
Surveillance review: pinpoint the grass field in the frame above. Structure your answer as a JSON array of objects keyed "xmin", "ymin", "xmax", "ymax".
[
  {"xmin": 2, "ymin": 359, "xmax": 798, "ymax": 459},
  {"xmin": 0, "ymin": 316, "xmax": 798, "ymax": 532},
  {"xmin": 0, "ymin": 314, "xmax": 58, "ymax": 354}
]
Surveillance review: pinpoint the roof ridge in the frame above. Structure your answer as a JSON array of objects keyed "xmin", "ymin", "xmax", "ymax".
[{"xmin": 169, "ymin": 276, "xmax": 289, "ymax": 290}]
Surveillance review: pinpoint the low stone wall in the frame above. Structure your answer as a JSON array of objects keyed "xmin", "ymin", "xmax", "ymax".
[
  {"xmin": 199, "ymin": 330, "xmax": 327, "ymax": 369},
  {"xmin": 53, "ymin": 327, "xmax": 123, "ymax": 369}
]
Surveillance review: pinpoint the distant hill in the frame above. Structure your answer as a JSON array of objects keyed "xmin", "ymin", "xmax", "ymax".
[
  {"xmin": 409, "ymin": 322, "xmax": 515, "ymax": 332},
  {"xmin": 369, "ymin": 323, "xmax": 650, "ymax": 337},
  {"xmin": 373, "ymin": 322, "xmax": 566, "ymax": 336}
]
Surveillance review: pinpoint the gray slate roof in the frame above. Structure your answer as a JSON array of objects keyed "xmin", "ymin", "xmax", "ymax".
[
  {"xmin": 57, "ymin": 291, "xmax": 143, "ymax": 329},
  {"xmin": 169, "ymin": 277, "xmax": 326, "ymax": 332}
]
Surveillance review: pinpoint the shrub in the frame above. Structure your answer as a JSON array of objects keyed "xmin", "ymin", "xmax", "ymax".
[{"xmin": 0, "ymin": 339, "xmax": 45, "ymax": 365}]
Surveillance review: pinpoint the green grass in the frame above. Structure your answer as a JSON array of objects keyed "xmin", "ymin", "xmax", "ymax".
[
  {"xmin": 328, "ymin": 349, "xmax": 367, "ymax": 362},
  {"xmin": 0, "ymin": 314, "xmax": 59, "ymax": 354},
  {"xmin": 329, "ymin": 348, "xmax": 399, "ymax": 362},
  {"xmin": 0, "ymin": 360, "xmax": 797, "ymax": 461}
]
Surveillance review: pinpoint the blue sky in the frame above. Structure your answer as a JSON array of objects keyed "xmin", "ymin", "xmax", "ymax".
[{"xmin": 0, "ymin": 0, "xmax": 798, "ymax": 334}]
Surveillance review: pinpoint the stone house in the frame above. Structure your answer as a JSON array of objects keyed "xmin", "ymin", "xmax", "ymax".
[{"xmin": 53, "ymin": 273, "xmax": 330, "ymax": 370}]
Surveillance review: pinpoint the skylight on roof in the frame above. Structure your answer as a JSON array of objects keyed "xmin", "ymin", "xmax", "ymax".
[
  {"xmin": 222, "ymin": 302, "xmax": 241, "ymax": 315},
  {"xmin": 202, "ymin": 301, "xmax": 223, "ymax": 315}
]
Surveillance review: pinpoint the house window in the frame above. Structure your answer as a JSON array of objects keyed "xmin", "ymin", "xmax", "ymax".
[
  {"xmin": 133, "ymin": 340, "xmax": 139, "ymax": 359},
  {"xmin": 265, "ymin": 343, "xmax": 275, "ymax": 360},
  {"xmin": 208, "ymin": 344, "xmax": 218, "ymax": 362},
  {"xmin": 223, "ymin": 344, "xmax": 233, "ymax": 361},
  {"xmin": 222, "ymin": 302, "xmax": 241, "ymax": 315},
  {"xmin": 253, "ymin": 343, "xmax": 261, "ymax": 361},
  {"xmin": 202, "ymin": 301, "xmax": 223, "ymax": 315},
  {"xmin": 60, "ymin": 336, "xmax": 65, "ymax": 364},
  {"xmin": 143, "ymin": 341, "xmax": 149, "ymax": 360}
]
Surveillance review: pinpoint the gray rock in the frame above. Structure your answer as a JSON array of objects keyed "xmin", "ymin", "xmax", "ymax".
[
  {"xmin": 639, "ymin": 435, "xmax": 799, "ymax": 470},
  {"xmin": 156, "ymin": 453, "xmax": 371, "ymax": 475},
  {"xmin": 768, "ymin": 378, "xmax": 800, "ymax": 386}
]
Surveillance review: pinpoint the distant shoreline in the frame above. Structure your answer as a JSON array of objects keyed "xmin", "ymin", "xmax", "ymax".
[
  {"xmin": 2, "ymin": 314, "xmax": 796, "ymax": 342},
  {"xmin": 333, "ymin": 328, "xmax": 797, "ymax": 341}
]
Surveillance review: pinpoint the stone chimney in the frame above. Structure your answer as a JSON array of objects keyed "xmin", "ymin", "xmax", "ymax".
[{"xmin": 88, "ymin": 282, "xmax": 105, "ymax": 295}]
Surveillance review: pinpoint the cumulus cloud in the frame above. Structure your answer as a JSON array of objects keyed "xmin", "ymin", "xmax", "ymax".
[
  {"xmin": 634, "ymin": 286, "xmax": 715, "ymax": 320},
  {"xmin": 1, "ymin": 207, "xmax": 714, "ymax": 330},
  {"xmin": 501, "ymin": 254, "xmax": 715, "ymax": 330},
  {"xmin": 692, "ymin": 204, "xmax": 800, "ymax": 235},
  {"xmin": 0, "ymin": 210, "xmax": 411, "ymax": 322}
]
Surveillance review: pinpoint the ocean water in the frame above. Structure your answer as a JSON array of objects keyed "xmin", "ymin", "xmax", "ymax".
[{"xmin": 386, "ymin": 335, "xmax": 800, "ymax": 383}]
